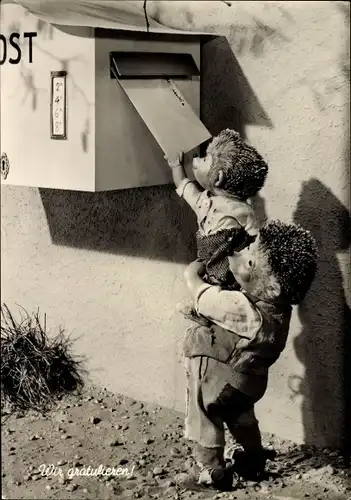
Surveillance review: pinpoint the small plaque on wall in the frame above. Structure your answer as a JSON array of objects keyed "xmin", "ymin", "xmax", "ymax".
[{"xmin": 50, "ymin": 71, "xmax": 67, "ymax": 139}]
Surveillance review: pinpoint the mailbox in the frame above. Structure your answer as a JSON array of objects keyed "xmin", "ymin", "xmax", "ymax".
[{"xmin": 0, "ymin": 2, "xmax": 212, "ymax": 191}]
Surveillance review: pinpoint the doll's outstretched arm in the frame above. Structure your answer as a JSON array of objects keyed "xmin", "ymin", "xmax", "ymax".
[
  {"xmin": 166, "ymin": 153, "xmax": 186, "ymax": 188},
  {"xmin": 165, "ymin": 153, "xmax": 202, "ymax": 212}
]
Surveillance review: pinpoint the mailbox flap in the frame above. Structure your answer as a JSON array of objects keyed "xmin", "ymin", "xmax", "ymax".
[{"xmin": 117, "ymin": 78, "xmax": 211, "ymax": 160}]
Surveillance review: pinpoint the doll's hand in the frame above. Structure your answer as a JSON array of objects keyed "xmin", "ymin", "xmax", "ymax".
[
  {"xmin": 165, "ymin": 152, "xmax": 184, "ymax": 169},
  {"xmin": 184, "ymin": 260, "xmax": 207, "ymax": 296},
  {"xmin": 184, "ymin": 260, "xmax": 206, "ymax": 280},
  {"xmin": 236, "ymin": 338, "xmax": 250, "ymax": 350}
]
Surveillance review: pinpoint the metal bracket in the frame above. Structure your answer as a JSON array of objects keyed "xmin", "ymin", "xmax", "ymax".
[{"xmin": 1, "ymin": 153, "xmax": 9, "ymax": 180}]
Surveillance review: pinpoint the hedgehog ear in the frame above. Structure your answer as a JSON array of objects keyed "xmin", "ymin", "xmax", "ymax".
[{"xmin": 214, "ymin": 170, "xmax": 224, "ymax": 187}]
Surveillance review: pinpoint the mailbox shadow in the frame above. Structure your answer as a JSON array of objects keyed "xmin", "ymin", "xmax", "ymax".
[
  {"xmin": 39, "ymin": 185, "xmax": 197, "ymax": 264},
  {"xmin": 292, "ymin": 179, "xmax": 351, "ymax": 454},
  {"xmin": 201, "ymin": 36, "xmax": 273, "ymax": 139}
]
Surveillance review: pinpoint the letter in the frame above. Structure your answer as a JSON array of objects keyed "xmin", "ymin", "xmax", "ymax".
[
  {"xmin": 9, "ymin": 33, "xmax": 20, "ymax": 64},
  {"xmin": 0, "ymin": 34, "xmax": 7, "ymax": 65},
  {"xmin": 38, "ymin": 464, "xmax": 46, "ymax": 476},
  {"xmin": 67, "ymin": 468, "xmax": 75, "ymax": 479},
  {"xmin": 24, "ymin": 32, "xmax": 37, "ymax": 63},
  {"xmin": 47, "ymin": 465, "xmax": 55, "ymax": 476},
  {"xmin": 128, "ymin": 465, "xmax": 135, "ymax": 478}
]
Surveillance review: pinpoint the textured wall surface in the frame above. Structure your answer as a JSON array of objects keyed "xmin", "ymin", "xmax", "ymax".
[{"xmin": 1, "ymin": 1, "xmax": 350, "ymax": 447}]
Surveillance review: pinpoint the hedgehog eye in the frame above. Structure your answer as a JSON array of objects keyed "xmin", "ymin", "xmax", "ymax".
[{"xmin": 248, "ymin": 260, "xmax": 253, "ymax": 267}]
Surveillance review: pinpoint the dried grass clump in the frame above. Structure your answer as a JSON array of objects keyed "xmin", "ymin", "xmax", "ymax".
[{"xmin": 1, "ymin": 304, "xmax": 85, "ymax": 415}]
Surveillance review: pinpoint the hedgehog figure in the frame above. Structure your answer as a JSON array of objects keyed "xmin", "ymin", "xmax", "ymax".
[
  {"xmin": 179, "ymin": 220, "xmax": 318, "ymax": 490},
  {"xmin": 166, "ymin": 129, "xmax": 268, "ymax": 323}
]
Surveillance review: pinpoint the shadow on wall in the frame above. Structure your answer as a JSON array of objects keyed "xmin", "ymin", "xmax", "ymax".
[
  {"xmin": 292, "ymin": 179, "xmax": 351, "ymax": 453},
  {"xmin": 39, "ymin": 185, "xmax": 197, "ymax": 264},
  {"xmin": 201, "ymin": 36, "xmax": 273, "ymax": 140}
]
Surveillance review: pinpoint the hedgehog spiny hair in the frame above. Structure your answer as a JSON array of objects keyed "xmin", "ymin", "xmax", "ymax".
[
  {"xmin": 206, "ymin": 129, "xmax": 268, "ymax": 199},
  {"xmin": 258, "ymin": 221, "xmax": 318, "ymax": 304}
]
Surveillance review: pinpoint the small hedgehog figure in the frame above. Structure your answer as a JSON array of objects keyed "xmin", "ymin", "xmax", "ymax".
[
  {"xmin": 167, "ymin": 129, "xmax": 268, "ymax": 289},
  {"xmin": 166, "ymin": 128, "xmax": 268, "ymax": 324}
]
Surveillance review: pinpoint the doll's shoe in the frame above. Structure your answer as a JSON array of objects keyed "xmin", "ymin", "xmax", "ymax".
[
  {"xmin": 175, "ymin": 462, "xmax": 238, "ymax": 492},
  {"xmin": 205, "ymin": 463, "xmax": 239, "ymax": 491},
  {"xmin": 229, "ymin": 447, "xmax": 277, "ymax": 481},
  {"xmin": 225, "ymin": 445, "xmax": 277, "ymax": 481}
]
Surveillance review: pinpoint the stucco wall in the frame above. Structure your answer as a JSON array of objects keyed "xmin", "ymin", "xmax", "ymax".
[{"xmin": 1, "ymin": 1, "xmax": 350, "ymax": 448}]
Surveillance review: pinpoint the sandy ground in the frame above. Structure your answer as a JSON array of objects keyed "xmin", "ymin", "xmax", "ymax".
[{"xmin": 2, "ymin": 385, "xmax": 351, "ymax": 500}]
